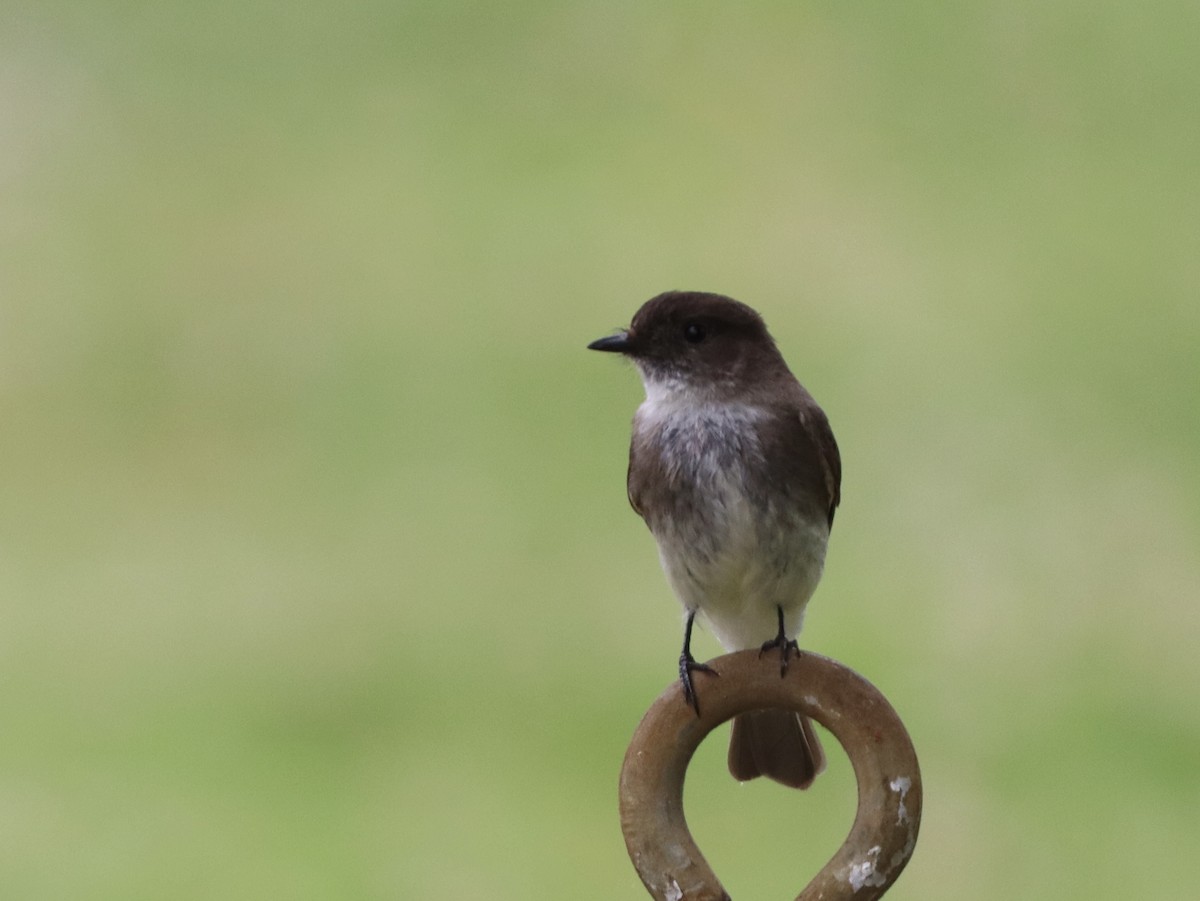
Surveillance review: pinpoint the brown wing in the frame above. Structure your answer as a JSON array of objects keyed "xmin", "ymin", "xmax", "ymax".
[
  {"xmin": 626, "ymin": 447, "xmax": 645, "ymax": 519},
  {"xmin": 757, "ymin": 394, "xmax": 841, "ymax": 529},
  {"xmin": 626, "ymin": 428, "xmax": 653, "ymax": 524},
  {"xmin": 805, "ymin": 404, "xmax": 841, "ymax": 527}
]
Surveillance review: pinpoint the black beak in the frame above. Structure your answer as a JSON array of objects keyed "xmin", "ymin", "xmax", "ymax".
[{"xmin": 587, "ymin": 331, "xmax": 632, "ymax": 353}]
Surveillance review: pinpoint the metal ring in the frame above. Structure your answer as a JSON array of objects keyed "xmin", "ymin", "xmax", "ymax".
[{"xmin": 619, "ymin": 649, "xmax": 921, "ymax": 900}]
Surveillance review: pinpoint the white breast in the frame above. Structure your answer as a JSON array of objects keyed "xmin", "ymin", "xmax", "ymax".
[{"xmin": 634, "ymin": 391, "xmax": 829, "ymax": 651}]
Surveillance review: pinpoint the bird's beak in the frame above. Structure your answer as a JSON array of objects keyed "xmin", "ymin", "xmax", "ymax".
[{"xmin": 587, "ymin": 331, "xmax": 632, "ymax": 353}]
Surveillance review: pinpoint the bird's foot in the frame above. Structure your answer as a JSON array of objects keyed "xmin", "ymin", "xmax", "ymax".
[
  {"xmin": 759, "ymin": 606, "xmax": 800, "ymax": 677},
  {"xmin": 678, "ymin": 653, "xmax": 718, "ymax": 716},
  {"xmin": 758, "ymin": 634, "xmax": 800, "ymax": 677}
]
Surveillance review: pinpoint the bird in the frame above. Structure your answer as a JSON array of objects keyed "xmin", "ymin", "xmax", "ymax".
[{"xmin": 588, "ymin": 290, "xmax": 841, "ymax": 789}]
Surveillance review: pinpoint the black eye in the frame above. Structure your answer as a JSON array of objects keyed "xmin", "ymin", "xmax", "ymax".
[{"xmin": 683, "ymin": 321, "xmax": 706, "ymax": 343}]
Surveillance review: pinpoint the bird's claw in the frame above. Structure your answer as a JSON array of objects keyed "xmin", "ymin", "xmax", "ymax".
[
  {"xmin": 679, "ymin": 653, "xmax": 718, "ymax": 715},
  {"xmin": 758, "ymin": 605, "xmax": 801, "ymax": 677},
  {"xmin": 758, "ymin": 634, "xmax": 800, "ymax": 677}
]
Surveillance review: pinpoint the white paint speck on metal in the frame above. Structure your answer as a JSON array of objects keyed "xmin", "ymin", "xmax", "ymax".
[{"xmin": 890, "ymin": 776, "xmax": 912, "ymax": 825}]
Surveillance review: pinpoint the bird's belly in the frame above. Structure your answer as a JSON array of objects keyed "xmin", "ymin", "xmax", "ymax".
[{"xmin": 652, "ymin": 487, "xmax": 829, "ymax": 651}]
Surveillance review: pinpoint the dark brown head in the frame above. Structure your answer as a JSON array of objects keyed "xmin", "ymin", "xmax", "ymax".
[{"xmin": 588, "ymin": 291, "xmax": 792, "ymax": 400}]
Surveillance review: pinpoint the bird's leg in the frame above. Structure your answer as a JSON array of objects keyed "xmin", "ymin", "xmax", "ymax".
[
  {"xmin": 759, "ymin": 605, "xmax": 800, "ymax": 677},
  {"xmin": 678, "ymin": 609, "xmax": 717, "ymax": 715}
]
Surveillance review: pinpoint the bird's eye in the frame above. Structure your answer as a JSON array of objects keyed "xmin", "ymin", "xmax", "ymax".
[{"xmin": 683, "ymin": 322, "xmax": 706, "ymax": 343}]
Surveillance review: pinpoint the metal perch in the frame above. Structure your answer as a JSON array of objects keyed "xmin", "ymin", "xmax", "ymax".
[{"xmin": 619, "ymin": 649, "xmax": 922, "ymax": 900}]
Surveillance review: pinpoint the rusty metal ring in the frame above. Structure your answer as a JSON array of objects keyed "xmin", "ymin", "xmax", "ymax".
[{"xmin": 619, "ymin": 649, "xmax": 922, "ymax": 900}]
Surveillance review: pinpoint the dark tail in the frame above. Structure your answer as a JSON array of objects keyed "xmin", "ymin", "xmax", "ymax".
[{"xmin": 728, "ymin": 710, "xmax": 826, "ymax": 789}]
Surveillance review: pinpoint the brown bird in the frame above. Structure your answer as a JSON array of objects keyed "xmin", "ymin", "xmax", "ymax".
[{"xmin": 589, "ymin": 291, "xmax": 841, "ymax": 788}]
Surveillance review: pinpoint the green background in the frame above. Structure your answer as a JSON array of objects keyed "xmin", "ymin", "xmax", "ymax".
[{"xmin": 3, "ymin": 3, "xmax": 1197, "ymax": 899}]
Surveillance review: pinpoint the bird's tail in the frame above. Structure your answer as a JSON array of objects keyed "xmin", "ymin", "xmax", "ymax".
[{"xmin": 728, "ymin": 709, "xmax": 826, "ymax": 789}]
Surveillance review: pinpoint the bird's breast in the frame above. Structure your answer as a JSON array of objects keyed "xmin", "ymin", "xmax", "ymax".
[{"xmin": 632, "ymin": 401, "xmax": 829, "ymax": 648}]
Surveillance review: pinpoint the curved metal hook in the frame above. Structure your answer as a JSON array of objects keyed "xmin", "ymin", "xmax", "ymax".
[{"xmin": 619, "ymin": 649, "xmax": 921, "ymax": 900}]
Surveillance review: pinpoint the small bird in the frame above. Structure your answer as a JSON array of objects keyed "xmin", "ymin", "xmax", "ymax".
[{"xmin": 589, "ymin": 291, "xmax": 841, "ymax": 789}]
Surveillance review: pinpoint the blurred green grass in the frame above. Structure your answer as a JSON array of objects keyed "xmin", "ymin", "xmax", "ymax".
[{"xmin": 2, "ymin": 2, "xmax": 1198, "ymax": 899}]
